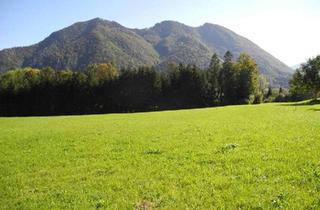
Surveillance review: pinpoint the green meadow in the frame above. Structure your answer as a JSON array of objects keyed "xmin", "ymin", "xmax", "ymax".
[{"xmin": 1, "ymin": 102, "xmax": 320, "ymax": 209}]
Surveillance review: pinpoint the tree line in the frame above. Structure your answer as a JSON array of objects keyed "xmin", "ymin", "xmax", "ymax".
[{"xmin": 0, "ymin": 52, "xmax": 266, "ymax": 116}]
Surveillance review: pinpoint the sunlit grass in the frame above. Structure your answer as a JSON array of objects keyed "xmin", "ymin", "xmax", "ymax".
[{"xmin": 1, "ymin": 102, "xmax": 320, "ymax": 209}]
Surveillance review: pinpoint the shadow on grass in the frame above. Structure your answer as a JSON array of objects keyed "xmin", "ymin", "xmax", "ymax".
[
  {"xmin": 278, "ymin": 99, "xmax": 320, "ymax": 112},
  {"xmin": 278, "ymin": 99, "xmax": 320, "ymax": 107},
  {"xmin": 309, "ymin": 108, "xmax": 320, "ymax": 112}
]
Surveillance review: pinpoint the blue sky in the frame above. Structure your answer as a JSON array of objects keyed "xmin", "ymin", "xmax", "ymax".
[{"xmin": 1, "ymin": 0, "xmax": 319, "ymax": 65}]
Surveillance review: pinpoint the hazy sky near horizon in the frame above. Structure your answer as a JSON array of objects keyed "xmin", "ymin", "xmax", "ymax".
[{"xmin": 1, "ymin": 0, "xmax": 319, "ymax": 66}]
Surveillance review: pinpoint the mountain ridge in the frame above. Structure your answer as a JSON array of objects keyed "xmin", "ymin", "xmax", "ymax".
[{"xmin": 0, "ymin": 18, "xmax": 293, "ymax": 86}]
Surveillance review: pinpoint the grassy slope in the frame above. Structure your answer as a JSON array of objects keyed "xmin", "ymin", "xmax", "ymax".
[{"xmin": 0, "ymin": 103, "xmax": 320, "ymax": 209}]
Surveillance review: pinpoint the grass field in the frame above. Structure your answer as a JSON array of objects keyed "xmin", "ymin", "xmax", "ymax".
[{"xmin": 1, "ymin": 102, "xmax": 320, "ymax": 209}]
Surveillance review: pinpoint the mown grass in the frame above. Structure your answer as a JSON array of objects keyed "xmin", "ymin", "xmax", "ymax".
[{"xmin": 0, "ymin": 102, "xmax": 320, "ymax": 209}]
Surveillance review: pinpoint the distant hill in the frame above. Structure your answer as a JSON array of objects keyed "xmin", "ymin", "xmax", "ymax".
[{"xmin": 0, "ymin": 18, "xmax": 293, "ymax": 86}]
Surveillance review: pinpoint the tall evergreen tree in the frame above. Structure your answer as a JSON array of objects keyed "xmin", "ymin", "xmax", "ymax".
[
  {"xmin": 220, "ymin": 51, "xmax": 237, "ymax": 104},
  {"xmin": 207, "ymin": 53, "xmax": 221, "ymax": 104}
]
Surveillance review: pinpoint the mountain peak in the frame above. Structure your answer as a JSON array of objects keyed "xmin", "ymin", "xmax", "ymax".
[
  {"xmin": 157, "ymin": 20, "xmax": 183, "ymax": 25},
  {"xmin": 202, "ymin": 22, "xmax": 216, "ymax": 27},
  {"xmin": 86, "ymin": 17, "xmax": 123, "ymax": 28},
  {"xmin": 90, "ymin": 17, "xmax": 105, "ymax": 22},
  {"xmin": 152, "ymin": 20, "xmax": 186, "ymax": 30}
]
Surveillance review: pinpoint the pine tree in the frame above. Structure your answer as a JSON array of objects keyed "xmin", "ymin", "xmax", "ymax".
[
  {"xmin": 220, "ymin": 51, "xmax": 237, "ymax": 104},
  {"xmin": 207, "ymin": 53, "xmax": 221, "ymax": 104}
]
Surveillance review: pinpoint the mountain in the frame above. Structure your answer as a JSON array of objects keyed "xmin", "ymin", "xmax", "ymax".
[
  {"xmin": 0, "ymin": 19, "xmax": 159, "ymax": 71},
  {"xmin": 0, "ymin": 18, "xmax": 293, "ymax": 86}
]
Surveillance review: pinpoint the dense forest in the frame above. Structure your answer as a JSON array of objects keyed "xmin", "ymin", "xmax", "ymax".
[{"xmin": 0, "ymin": 52, "xmax": 310, "ymax": 116}]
